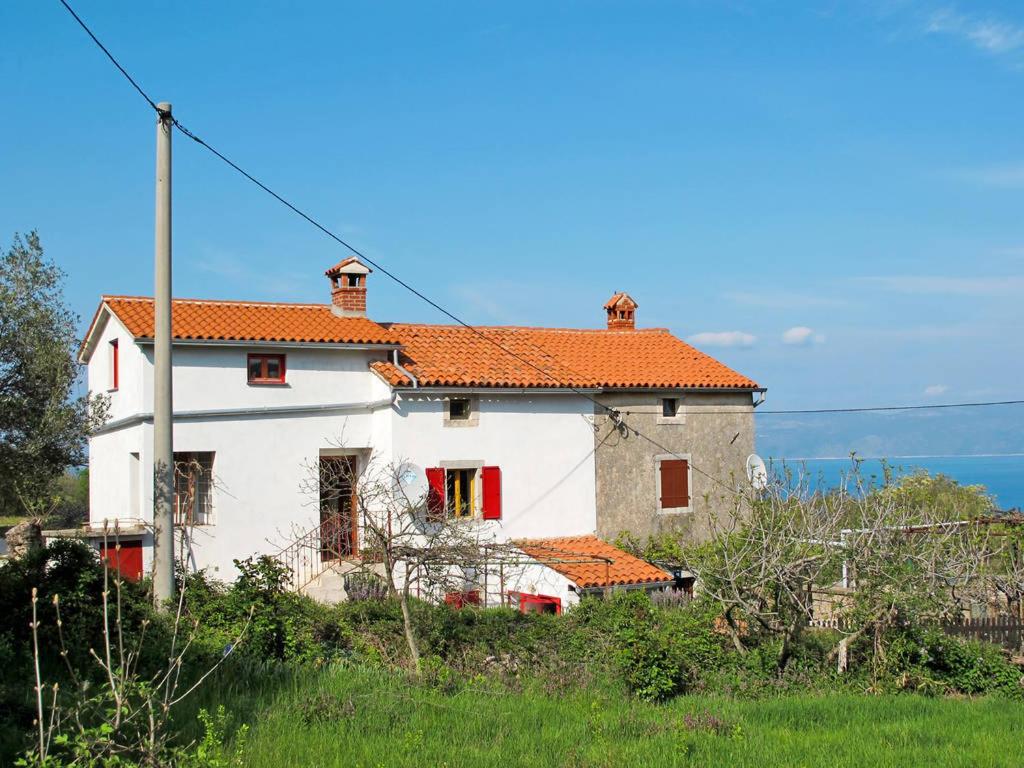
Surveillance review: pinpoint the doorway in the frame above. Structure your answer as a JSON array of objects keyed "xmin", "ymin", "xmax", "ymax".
[{"xmin": 319, "ymin": 455, "xmax": 358, "ymax": 561}]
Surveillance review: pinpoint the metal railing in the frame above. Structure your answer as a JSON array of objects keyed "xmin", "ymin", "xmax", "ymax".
[{"xmin": 274, "ymin": 516, "xmax": 349, "ymax": 591}]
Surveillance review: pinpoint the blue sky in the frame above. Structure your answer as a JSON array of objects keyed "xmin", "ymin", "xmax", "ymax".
[{"xmin": 2, "ymin": 0, "xmax": 1022, "ymax": 455}]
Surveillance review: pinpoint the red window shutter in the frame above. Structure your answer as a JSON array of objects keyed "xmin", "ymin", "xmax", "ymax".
[
  {"xmin": 660, "ymin": 459, "xmax": 689, "ymax": 509},
  {"xmin": 426, "ymin": 467, "xmax": 445, "ymax": 519},
  {"xmin": 481, "ymin": 466, "xmax": 502, "ymax": 520},
  {"xmin": 111, "ymin": 340, "xmax": 119, "ymax": 389},
  {"xmin": 100, "ymin": 540, "xmax": 143, "ymax": 581}
]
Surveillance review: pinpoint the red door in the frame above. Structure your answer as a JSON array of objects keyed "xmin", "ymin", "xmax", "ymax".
[
  {"xmin": 319, "ymin": 456, "xmax": 358, "ymax": 560},
  {"xmin": 99, "ymin": 540, "xmax": 144, "ymax": 581}
]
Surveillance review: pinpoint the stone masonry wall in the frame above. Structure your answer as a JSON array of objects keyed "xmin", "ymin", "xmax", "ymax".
[{"xmin": 593, "ymin": 391, "xmax": 755, "ymax": 543}]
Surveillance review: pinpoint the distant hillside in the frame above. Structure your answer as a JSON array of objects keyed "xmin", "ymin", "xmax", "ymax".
[{"xmin": 755, "ymin": 405, "xmax": 1024, "ymax": 459}]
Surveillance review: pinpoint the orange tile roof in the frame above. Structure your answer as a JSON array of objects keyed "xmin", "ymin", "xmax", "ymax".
[
  {"xmin": 369, "ymin": 360, "xmax": 412, "ymax": 386},
  {"xmin": 97, "ymin": 296, "xmax": 397, "ymax": 346},
  {"xmin": 84, "ymin": 296, "xmax": 758, "ymax": 391},
  {"xmin": 516, "ymin": 535, "xmax": 672, "ymax": 589},
  {"xmin": 384, "ymin": 324, "xmax": 758, "ymax": 389}
]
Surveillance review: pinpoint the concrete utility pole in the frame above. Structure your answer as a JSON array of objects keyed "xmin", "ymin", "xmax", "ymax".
[{"xmin": 152, "ymin": 102, "xmax": 175, "ymax": 608}]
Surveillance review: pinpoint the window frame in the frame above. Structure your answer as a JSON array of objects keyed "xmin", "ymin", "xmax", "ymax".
[
  {"xmin": 173, "ymin": 451, "xmax": 215, "ymax": 526},
  {"xmin": 656, "ymin": 393, "xmax": 686, "ymax": 425},
  {"xmin": 443, "ymin": 395, "xmax": 479, "ymax": 427},
  {"xmin": 654, "ymin": 453, "xmax": 692, "ymax": 515},
  {"xmin": 109, "ymin": 339, "xmax": 119, "ymax": 391},
  {"xmin": 247, "ymin": 353, "xmax": 287, "ymax": 385},
  {"xmin": 446, "ymin": 467, "xmax": 478, "ymax": 518}
]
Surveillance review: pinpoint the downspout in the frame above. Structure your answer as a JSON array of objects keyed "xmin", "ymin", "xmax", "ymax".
[{"xmin": 392, "ymin": 349, "xmax": 418, "ymax": 389}]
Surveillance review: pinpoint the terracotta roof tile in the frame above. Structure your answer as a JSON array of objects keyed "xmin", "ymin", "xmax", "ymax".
[
  {"xmin": 101, "ymin": 296, "xmax": 397, "ymax": 345},
  {"xmin": 516, "ymin": 535, "xmax": 672, "ymax": 589},
  {"xmin": 384, "ymin": 324, "xmax": 758, "ymax": 390},
  {"xmin": 85, "ymin": 296, "xmax": 758, "ymax": 391},
  {"xmin": 369, "ymin": 360, "xmax": 412, "ymax": 386}
]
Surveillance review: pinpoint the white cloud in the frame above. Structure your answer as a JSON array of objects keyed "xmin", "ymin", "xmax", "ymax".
[
  {"xmin": 925, "ymin": 8, "xmax": 1024, "ymax": 56},
  {"xmin": 955, "ymin": 163, "xmax": 1024, "ymax": 189},
  {"xmin": 924, "ymin": 384, "xmax": 949, "ymax": 397},
  {"xmin": 860, "ymin": 275, "xmax": 1024, "ymax": 296},
  {"xmin": 782, "ymin": 326, "xmax": 825, "ymax": 346},
  {"xmin": 687, "ymin": 331, "xmax": 756, "ymax": 348}
]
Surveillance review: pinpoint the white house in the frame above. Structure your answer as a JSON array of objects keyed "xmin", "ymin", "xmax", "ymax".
[{"xmin": 76, "ymin": 257, "xmax": 762, "ymax": 609}]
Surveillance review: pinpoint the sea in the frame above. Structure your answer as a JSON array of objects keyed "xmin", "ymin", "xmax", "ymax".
[{"xmin": 775, "ymin": 455, "xmax": 1024, "ymax": 511}]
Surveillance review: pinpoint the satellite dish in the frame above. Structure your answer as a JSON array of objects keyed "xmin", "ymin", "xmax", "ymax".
[
  {"xmin": 746, "ymin": 454, "xmax": 768, "ymax": 491},
  {"xmin": 392, "ymin": 461, "xmax": 427, "ymax": 502}
]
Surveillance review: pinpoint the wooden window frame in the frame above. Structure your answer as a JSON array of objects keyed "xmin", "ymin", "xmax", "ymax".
[
  {"xmin": 655, "ymin": 453, "xmax": 692, "ymax": 514},
  {"xmin": 247, "ymin": 353, "xmax": 287, "ymax": 385}
]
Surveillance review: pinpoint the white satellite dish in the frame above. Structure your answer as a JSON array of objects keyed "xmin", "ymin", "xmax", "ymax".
[
  {"xmin": 392, "ymin": 461, "xmax": 427, "ymax": 502},
  {"xmin": 746, "ymin": 454, "xmax": 768, "ymax": 491}
]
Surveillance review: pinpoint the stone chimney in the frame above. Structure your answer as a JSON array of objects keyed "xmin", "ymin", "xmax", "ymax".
[
  {"xmin": 325, "ymin": 257, "xmax": 372, "ymax": 317},
  {"xmin": 604, "ymin": 292, "xmax": 637, "ymax": 330}
]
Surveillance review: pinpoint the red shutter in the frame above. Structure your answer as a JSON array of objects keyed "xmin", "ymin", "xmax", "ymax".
[
  {"xmin": 426, "ymin": 467, "xmax": 445, "ymax": 519},
  {"xmin": 100, "ymin": 540, "xmax": 143, "ymax": 581},
  {"xmin": 659, "ymin": 459, "xmax": 689, "ymax": 509},
  {"xmin": 481, "ymin": 466, "xmax": 502, "ymax": 520},
  {"xmin": 111, "ymin": 340, "xmax": 119, "ymax": 390}
]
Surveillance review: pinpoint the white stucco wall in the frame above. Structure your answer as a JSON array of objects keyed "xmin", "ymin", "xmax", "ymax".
[
  {"xmin": 87, "ymin": 337, "xmax": 394, "ymax": 578},
  {"xmin": 86, "ymin": 312, "xmax": 145, "ymax": 422},
  {"xmin": 139, "ymin": 344, "xmax": 388, "ymax": 412},
  {"xmin": 86, "ymin": 337, "xmax": 600, "ymax": 581},
  {"xmin": 499, "ymin": 558, "xmax": 581, "ymax": 611},
  {"xmin": 388, "ymin": 392, "xmax": 598, "ymax": 543}
]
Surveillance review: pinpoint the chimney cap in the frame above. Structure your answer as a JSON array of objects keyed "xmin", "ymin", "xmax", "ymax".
[
  {"xmin": 325, "ymin": 256, "xmax": 372, "ymax": 277},
  {"xmin": 603, "ymin": 292, "xmax": 638, "ymax": 311}
]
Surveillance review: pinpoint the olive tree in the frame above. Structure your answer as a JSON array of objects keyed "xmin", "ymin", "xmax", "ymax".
[{"xmin": 0, "ymin": 231, "xmax": 107, "ymax": 517}]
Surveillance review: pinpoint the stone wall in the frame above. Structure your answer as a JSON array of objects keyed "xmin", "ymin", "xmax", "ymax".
[{"xmin": 593, "ymin": 391, "xmax": 755, "ymax": 543}]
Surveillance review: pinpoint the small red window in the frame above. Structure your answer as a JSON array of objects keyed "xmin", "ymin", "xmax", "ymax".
[
  {"xmin": 247, "ymin": 354, "xmax": 286, "ymax": 384},
  {"xmin": 109, "ymin": 339, "xmax": 119, "ymax": 390},
  {"xmin": 513, "ymin": 592, "xmax": 562, "ymax": 615}
]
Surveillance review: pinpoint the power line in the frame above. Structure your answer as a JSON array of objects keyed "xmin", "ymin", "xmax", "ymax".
[
  {"xmin": 57, "ymin": 0, "xmax": 751, "ymax": 499},
  {"xmin": 63, "ymin": 1, "xmax": 1017, "ymax": 501},
  {"xmin": 57, "ymin": 0, "xmax": 161, "ymax": 114}
]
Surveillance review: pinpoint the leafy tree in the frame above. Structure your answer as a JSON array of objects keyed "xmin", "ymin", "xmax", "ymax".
[{"xmin": 0, "ymin": 232, "xmax": 106, "ymax": 517}]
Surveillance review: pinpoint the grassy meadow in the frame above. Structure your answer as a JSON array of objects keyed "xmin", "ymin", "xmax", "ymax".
[{"xmin": 185, "ymin": 665, "xmax": 1024, "ymax": 768}]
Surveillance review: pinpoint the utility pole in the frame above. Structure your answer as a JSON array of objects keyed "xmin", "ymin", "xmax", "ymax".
[{"xmin": 152, "ymin": 102, "xmax": 175, "ymax": 608}]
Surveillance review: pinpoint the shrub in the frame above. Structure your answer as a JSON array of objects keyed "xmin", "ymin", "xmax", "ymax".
[{"xmin": 885, "ymin": 626, "xmax": 1023, "ymax": 697}]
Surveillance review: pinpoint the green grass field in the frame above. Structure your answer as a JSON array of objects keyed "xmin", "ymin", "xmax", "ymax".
[{"xmin": 191, "ymin": 665, "xmax": 1024, "ymax": 768}]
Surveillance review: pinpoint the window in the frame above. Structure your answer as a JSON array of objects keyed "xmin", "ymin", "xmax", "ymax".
[
  {"xmin": 448, "ymin": 398, "xmax": 471, "ymax": 420},
  {"xmin": 656, "ymin": 456, "xmax": 690, "ymax": 512},
  {"xmin": 128, "ymin": 452, "xmax": 140, "ymax": 518},
  {"xmin": 247, "ymin": 353, "xmax": 286, "ymax": 384},
  {"xmin": 662, "ymin": 398, "xmax": 677, "ymax": 418},
  {"xmin": 426, "ymin": 465, "xmax": 501, "ymax": 520},
  {"xmin": 443, "ymin": 395, "xmax": 478, "ymax": 427},
  {"xmin": 174, "ymin": 452, "xmax": 214, "ymax": 525},
  {"xmin": 109, "ymin": 339, "xmax": 119, "ymax": 390},
  {"xmin": 447, "ymin": 468, "xmax": 476, "ymax": 517},
  {"xmin": 514, "ymin": 593, "xmax": 562, "ymax": 615}
]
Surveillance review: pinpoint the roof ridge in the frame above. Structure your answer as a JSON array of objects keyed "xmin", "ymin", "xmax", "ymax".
[
  {"xmin": 104, "ymin": 295, "xmax": 332, "ymax": 311},
  {"xmin": 384, "ymin": 322, "xmax": 671, "ymax": 334}
]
